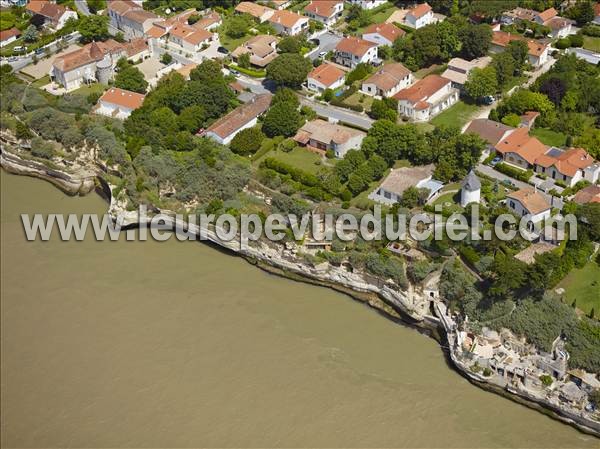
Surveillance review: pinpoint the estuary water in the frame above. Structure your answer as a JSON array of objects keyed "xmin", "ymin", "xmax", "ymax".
[{"xmin": 1, "ymin": 171, "xmax": 598, "ymax": 448}]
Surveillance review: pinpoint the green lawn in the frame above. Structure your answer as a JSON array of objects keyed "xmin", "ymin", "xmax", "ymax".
[
  {"xmin": 354, "ymin": 3, "xmax": 397, "ymax": 34},
  {"xmin": 414, "ymin": 64, "xmax": 447, "ymax": 79},
  {"xmin": 267, "ymin": 146, "xmax": 325, "ymax": 175},
  {"xmin": 583, "ymin": 36, "xmax": 600, "ymax": 52},
  {"xmin": 31, "ymin": 75, "xmax": 51, "ymax": 88},
  {"xmin": 343, "ymin": 91, "xmax": 374, "ymax": 111},
  {"xmin": 430, "ymin": 101, "xmax": 480, "ymax": 129},
  {"xmin": 219, "ymin": 32, "xmax": 251, "ymax": 52},
  {"xmin": 557, "ymin": 259, "xmax": 600, "ymax": 319},
  {"xmin": 531, "ymin": 128, "xmax": 567, "ymax": 147},
  {"xmin": 432, "ymin": 191, "xmax": 460, "ymax": 206},
  {"xmin": 71, "ymin": 83, "xmax": 108, "ymax": 97}
]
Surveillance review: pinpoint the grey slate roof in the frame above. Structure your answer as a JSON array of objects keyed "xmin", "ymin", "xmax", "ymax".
[{"xmin": 462, "ymin": 170, "xmax": 481, "ymax": 191}]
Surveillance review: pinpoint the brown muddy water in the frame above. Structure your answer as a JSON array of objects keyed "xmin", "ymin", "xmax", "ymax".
[{"xmin": 1, "ymin": 171, "xmax": 598, "ymax": 448}]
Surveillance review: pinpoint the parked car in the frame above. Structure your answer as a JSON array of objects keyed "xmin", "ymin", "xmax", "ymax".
[
  {"xmin": 34, "ymin": 48, "xmax": 45, "ymax": 56},
  {"xmin": 482, "ymin": 95, "xmax": 495, "ymax": 105},
  {"xmin": 229, "ymin": 68, "xmax": 240, "ymax": 76},
  {"xmin": 217, "ymin": 46, "xmax": 229, "ymax": 54},
  {"xmin": 318, "ymin": 51, "xmax": 327, "ymax": 58},
  {"xmin": 490, "ymin": 156, "xmax": 502, "ymax": 166},
  {"xmin": 8, "ymin": 56, "xmax": 17, "ymax": 62},
  {"xmin": 13, "ymin": 46, "xmax": 26, "ymax": 53}
]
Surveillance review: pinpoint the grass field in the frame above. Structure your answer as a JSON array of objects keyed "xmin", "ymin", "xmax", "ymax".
[
  {"xmin": 219, "ymin": 33, "xmax": 251, "ymax": 52},
  {"xmin": 430, "ymin": 101, "xmax": 480, "ymax": 129},
  {"xmin": 583, "ymin": 36, "xmax": 600, "ymax": 52},
  {"xmin": 343, "ymin": 91, "xmax": 374, "ymax": 111},
  {"xmin": 71, "ymin": 82, "xmax": 107, "ymax": 97},
  {"xmin": 531, "ymin": 127, "xmax": 567, "ymax": 147},
  {"xmin": 31, "ymin": 75, "xmax": 51, "ymax": 88},
  {"xmin": 557, "ymin": 259, "xmax": 600, "ymax": 318},
  {"xmin": 414, "ymin": 64, "xmax": 446, "ymax": 79},
  {"xmin": 266, "ymin": 146, "xmax": 325, "ymax": 175}
]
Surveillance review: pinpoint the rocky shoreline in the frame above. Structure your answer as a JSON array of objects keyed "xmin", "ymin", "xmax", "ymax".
[{"xmin": 1, "ymin": 145, "xmax": 598, "ymax": 439}]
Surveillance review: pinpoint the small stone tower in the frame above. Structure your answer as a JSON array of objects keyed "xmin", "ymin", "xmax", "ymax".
[{"xmin": 460, "ymin": 170, "xmax": 481, "ymax": 207}]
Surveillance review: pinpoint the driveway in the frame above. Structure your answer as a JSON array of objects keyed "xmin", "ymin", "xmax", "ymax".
[
  {"xmin": 306, "ymin": 32, "xmax": 342, "ymax": 61},
  {"xmin": 300, "ymin": 97, "xmax": 374, "ymax": 130},
  {"xmin": 20, "ymin": 43, "xmax": 81, "ymax": 79}
]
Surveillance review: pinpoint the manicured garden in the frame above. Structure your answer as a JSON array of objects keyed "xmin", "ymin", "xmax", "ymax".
[
  {"xmin": 583, "ymin": 35, "xmax": 600, "ymax": 52},
  {"xmin": 530, "ymin": 127, "xmax": 567, "ymax": 147},
  {"xmin": 430, "ymin": 101, "xmax": 480, "ymax": 129},
  {"xmin": 557, "ymin": 258, "xmax": 600, "ymax": 318}
]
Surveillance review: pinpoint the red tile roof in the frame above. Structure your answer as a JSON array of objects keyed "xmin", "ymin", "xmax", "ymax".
[
  {"xmin": 507, "ymin": 188, "xmax": 551, "ymax": 215},
  {"xmin": 268, "ymin": 9, "xmax": 306, "ymax": 28},
  {"xmin": 573, "ymin": 185, "xmax": 600, "ymax": 204},
  {"xmin": 492, "ymin": 31, "xmax": 548, "ymax": 57},
  {"xmin": 335, "ymin": 36, "xmax": 376, "ymax": 57},
  {"xmin": 308, "ymin": 63, "xmax": 345, "ymax": 88},
  {"xmin": 206, "ymin": 93, "xmax": 272, "ymax": 139},
  {"xmin": 53, "ymin": 40, "xmax": 124, "ymax": 73},
  {"xmin": 0, "ymin": 27, "xmax": 21, "ymax": 42},
  {"xmin": 535, "ymin": 147, "xmax": 595, "ymax": 177},
  {"xmin": 304, "ymin": 0, "xmax": 342, "ymax": 18},
  {"xmin": 393, "ymin": 74, "xmax": 450, "ymax": 104},
  {"xmin": 26, "ymin": 0, "xmax": 71, "ymax": 22},
  {"xmin": 495, "ymin": 127, "xmax": 547, "ymax": 164},
  {"xmin": 363, "ymin": 22, "xmax": 405, "ymax": 43},
  {"xmin": 408, "ymin": 2, "xmax": 432, "ymax": 19},
  {"xmin": 537, "ymin": 7, "xmax": 558, "ymax": 22},
  {"xmin": 99, "ymin": 87, "xmax": 145, "ymax": 110}
]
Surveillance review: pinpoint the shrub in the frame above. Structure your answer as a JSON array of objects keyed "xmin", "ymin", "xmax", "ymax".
[
  {"xmin": 495, "ymin": 163, "xmax": 533, "ymax": 182},
  {"xmin": 30, "ymin": 137, "xmax": 54, "ymax": 159},
  {"xmin": 229, "ymin": 127, "xmax": 264, "ymax": 155}
]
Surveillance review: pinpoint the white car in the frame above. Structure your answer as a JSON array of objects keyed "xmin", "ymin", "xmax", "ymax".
[{"xmin": 318, "ymin": 51, "xmax": 327, "ymax": 58}]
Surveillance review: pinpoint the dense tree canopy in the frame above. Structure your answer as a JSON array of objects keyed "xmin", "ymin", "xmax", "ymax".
[{"xmin": 266, "ymin": 53, "xmax": 313, "ymax": 88}]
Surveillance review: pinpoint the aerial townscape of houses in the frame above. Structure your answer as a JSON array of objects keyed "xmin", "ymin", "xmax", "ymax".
[{"xmin": 1, "ymin": 0, "xmax": 600, "ymax": 432}]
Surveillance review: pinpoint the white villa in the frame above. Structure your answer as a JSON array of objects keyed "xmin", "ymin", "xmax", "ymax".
[{"xmin": 394, "ymin": 75, "xmax": 458, "ymax": 122}]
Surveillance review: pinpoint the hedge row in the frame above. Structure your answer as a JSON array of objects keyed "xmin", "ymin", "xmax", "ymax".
[{"xmin": 495, "ymin": 163, "xmax": 533, "ymax": 183}]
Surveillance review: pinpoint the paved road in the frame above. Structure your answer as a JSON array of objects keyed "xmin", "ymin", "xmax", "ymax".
[
  {"xmin": 74, "ymin": 0, "xmax": 91, "ymax": 16},
  {"xmin": 1, "ymin": 32, "xmax": 81, "ymax": 72},
  {"xmin": 234, "ymin": 73, "xmax": 374, "ymax": 130},
  {"xmin": 306, "ymin": 31, "xmax": 342, "ymax": 61}
]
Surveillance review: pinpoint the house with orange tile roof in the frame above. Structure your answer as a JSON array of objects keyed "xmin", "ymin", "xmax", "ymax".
[
  {"xmin": 307, "ymin": 63, "xmax": 346, "ymax": 92},
  {"xmin": 495, "ymin": 127, "xmax": 548, "ymax": 169},
  {"xmin": 594, "ymin": 2, "xmax": 600, "ymax": 25},
  {"xmin": 293, "ymin": 119, "xmax": 366, "ymax": 158},
  {"xmin": 393, "ymin": 75, "xmax": 458, "ymax": 121},
  {"xmin": 268, "ymin": 9, "xmax": 309, "ymax": 35},
  {"xmin": 26, "ymin": 0, "xmax": 77, "ymax": 30},
  {"xmin": 304, "ymin": 1, "xmax": 344, "ymax": 26},
  {"xmin": 534, "ymin": 147, "xmax": 599, "ymax": 186},
  {"xmin": 362, "ymin": 22, "xmax": 405, "ymax": 47},
  {"xmin": 204, "ymin": 94, "xmax": 273, "ymax": 145},
  {"xmin": 231, "ymin": 35, "xmax": 279, "ymax": 68},
  {"xmin": 0, "ymin": 27, "xmax": 20, "ymax": 48},
  {"xmin": 94, "ymin": 87, "xmax": 146, "ymax": 120},
  {"xmin": 50, "ymin": 39, "xmax": 148, "ymax": 92},
  {"xmin": 235, "ymin": 1, "xmax": 275, "ymax": 23},
  {"xmin": 361, "ymin": 62, "xmax": 413, "ymax": 97},
  {"xmin": 573, "ymin": 185, "xmax": 600, "ymax": 204},
  {"xmin": 490, "ymin": 31, "xmax": 549, "ymax": 67},
  {"xmin": 258, "ymin": 0, "xmax": 292, "ymax": 10},
  {"xmin": 346, "ymin": 0, "xmax": 387, "ymax": 10},
  {"xmin": 405, "ymin": 2, "xmax": 434, "ymax": 29},
  {"xmin": 166, "ymin": 23, "xmax": 215, "ymax": 54},
  {"xmin": 107, "ymin": 0, "xmax": 159, "ymax": 39},
  {"xmin": 501, "ymin": 7, "xmax": 573, "ymax": 38},
  {"xmin": 334, "ymin": 36, "xmax": 378, "ymax": 68},
  {"xmin": 506, "ymin": 188, "xmax": 551, "ymax": 225}
]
